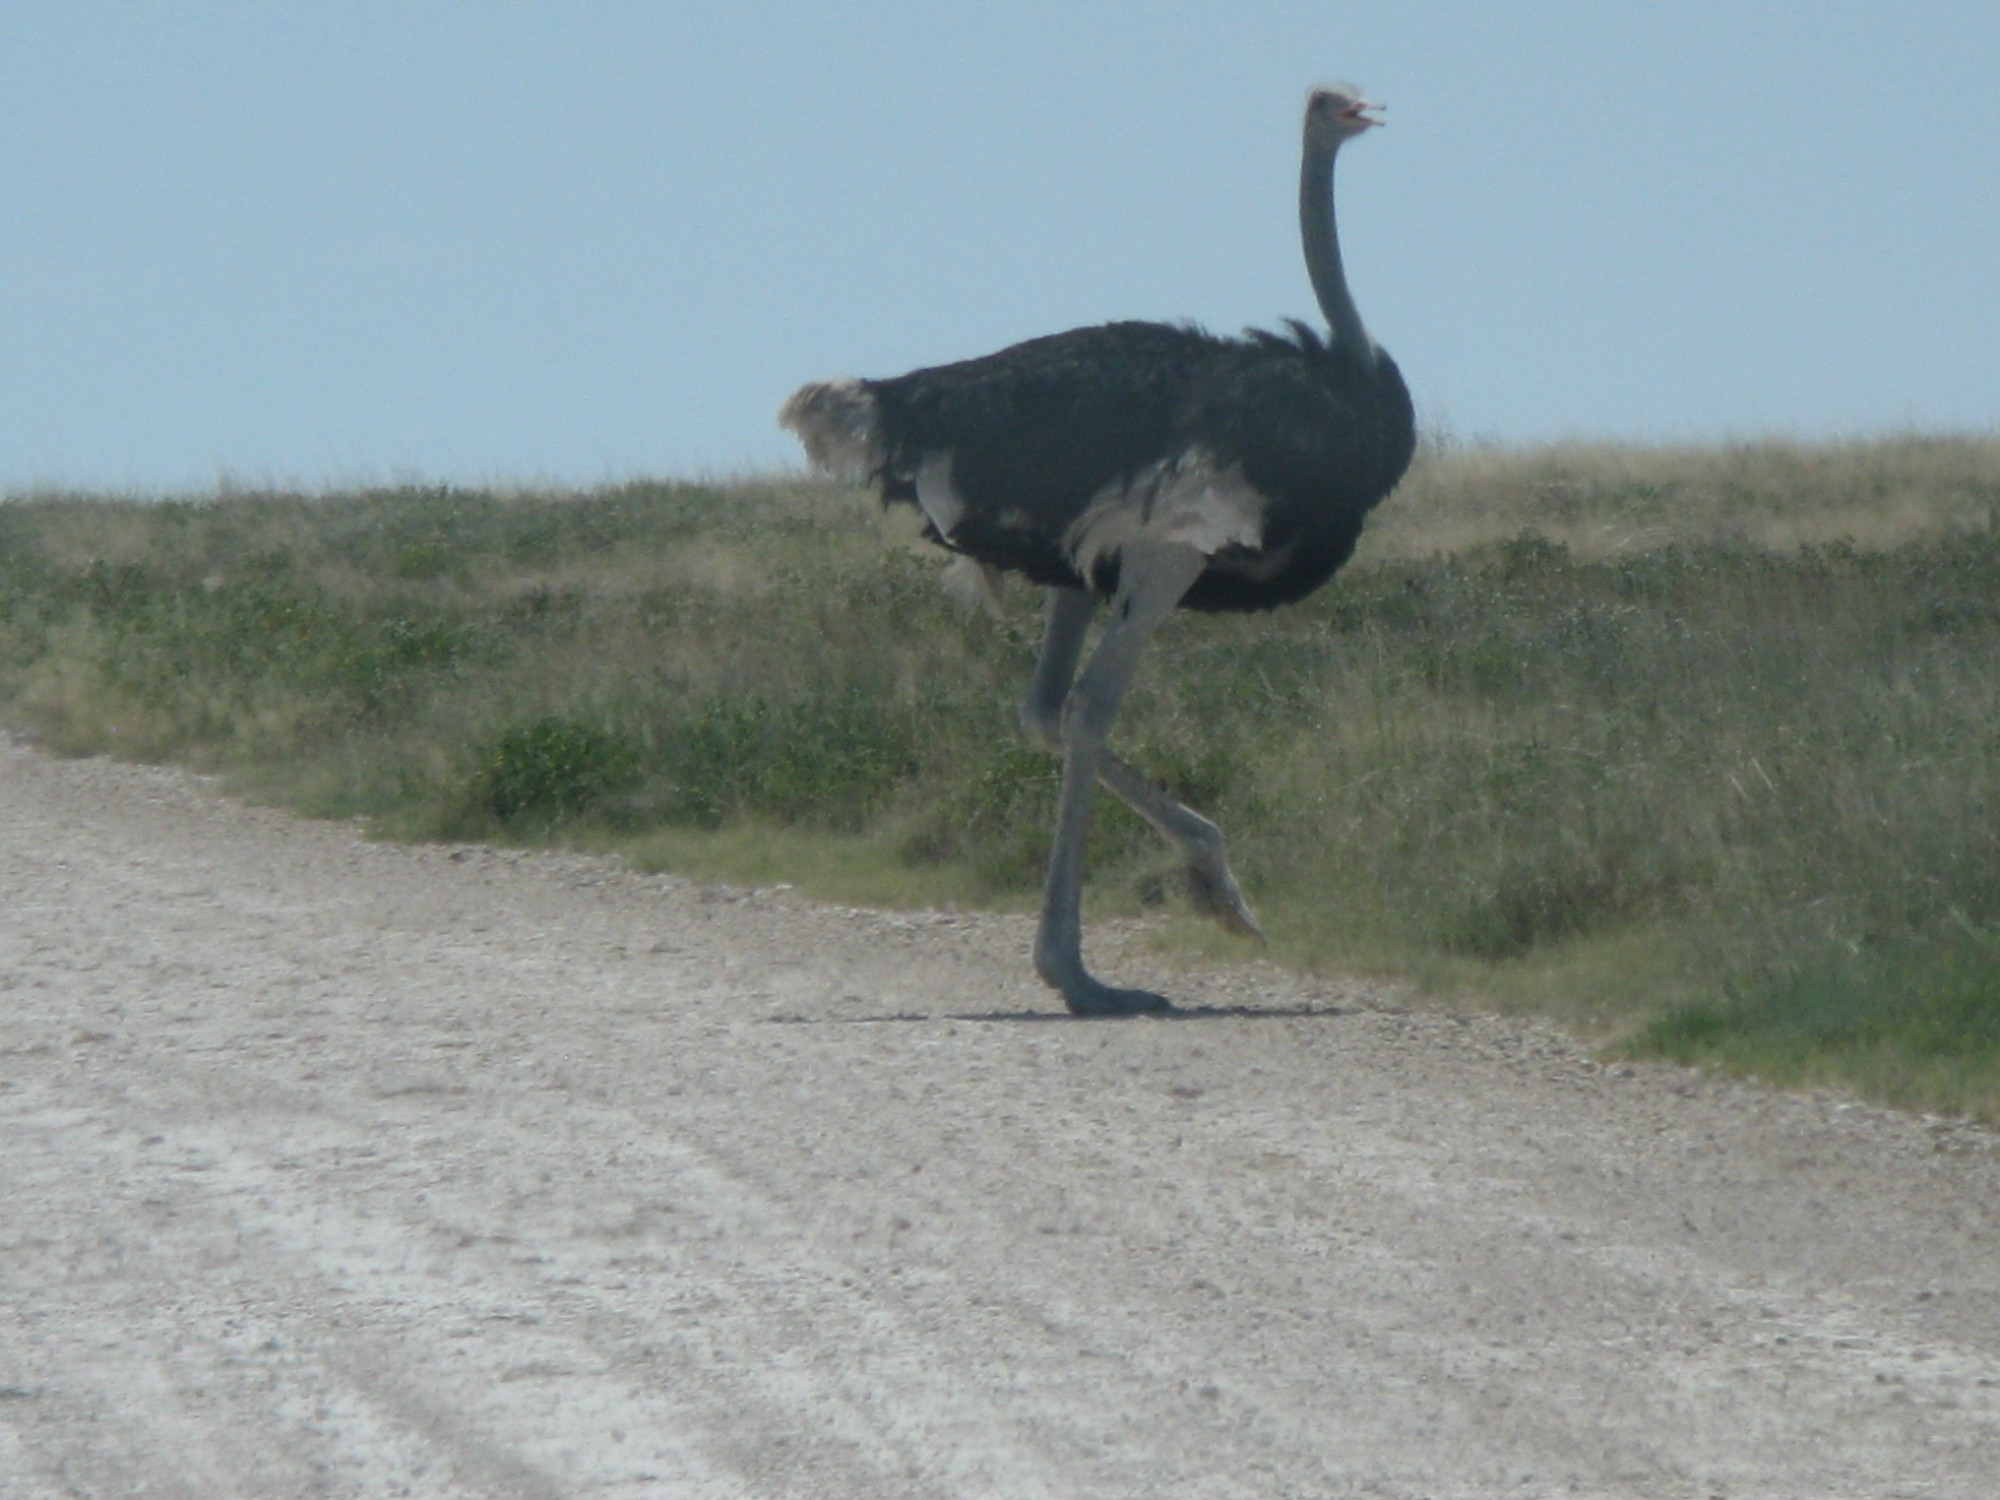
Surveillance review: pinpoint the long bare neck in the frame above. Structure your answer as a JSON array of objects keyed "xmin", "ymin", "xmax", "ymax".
[{"xmin": 1300, "ymin": 133, "xmax": 1371, "ymax": 358}]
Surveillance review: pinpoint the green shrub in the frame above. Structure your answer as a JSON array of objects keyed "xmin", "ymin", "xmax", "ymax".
[
  {"xmin": 650, "ymin": 691, "xmax": 924, "ymax": 830},
  {"xmin": 472, "ymin": 715, "xmax": 642, "ymax": 825}
]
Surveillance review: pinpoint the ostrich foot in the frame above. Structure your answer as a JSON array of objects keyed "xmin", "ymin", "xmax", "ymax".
[
  {"xmin": 1184, "ymin": 855, "xmax": 1264, "ymax": 939},
  {"xmin": 1059, "ymin": 973, "xmax": 1176, "ymax": 1018},
  {"xmin": 1037, "ymin": 940, "xmax": 1174, "ymax": 1016}
]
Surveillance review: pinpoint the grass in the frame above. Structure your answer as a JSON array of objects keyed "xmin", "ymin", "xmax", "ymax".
[
  {"xmin": 4, "ymin": 435, "xmax": 1999, "ymax": 1121},
  {"xmin": 1631, "ymin": 927, "xmax": 2000, "ymax": 1120}
]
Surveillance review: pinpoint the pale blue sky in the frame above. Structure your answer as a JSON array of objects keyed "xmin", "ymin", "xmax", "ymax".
[{"xmin": 4, "ymin": 2, "xmax": 1997, "ymax": 493}]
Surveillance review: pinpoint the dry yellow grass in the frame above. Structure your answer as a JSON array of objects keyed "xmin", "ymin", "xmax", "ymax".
[{"xmin": 1369, "ymin": 432, "xmax": 2000, "ymax": 561}]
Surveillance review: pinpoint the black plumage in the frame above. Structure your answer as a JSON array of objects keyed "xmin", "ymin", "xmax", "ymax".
[{"xmin": 863, "ymin": 317, "xmax": 1413, "ymax": 611}]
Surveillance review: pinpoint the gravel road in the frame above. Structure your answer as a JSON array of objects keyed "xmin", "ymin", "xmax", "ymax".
[{"xmin": 3, "ymin": 733, "xmax": 1998, "ymax": 1498}]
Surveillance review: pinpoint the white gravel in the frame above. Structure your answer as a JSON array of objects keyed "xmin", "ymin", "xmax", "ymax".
[{"xmin": 3, "ymin": 733, "xmax": 1998, "ymax": 1498}]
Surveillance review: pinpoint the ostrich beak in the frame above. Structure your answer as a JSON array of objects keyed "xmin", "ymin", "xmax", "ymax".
[{"xmin": 1346, "ymin": 98, "xmax": 1386, "ymax": 128}]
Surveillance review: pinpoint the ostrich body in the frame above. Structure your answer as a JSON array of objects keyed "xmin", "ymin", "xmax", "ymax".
[{"xmin": 781, "ymin": 86, "xmax": 1414, "ymax": 1015}]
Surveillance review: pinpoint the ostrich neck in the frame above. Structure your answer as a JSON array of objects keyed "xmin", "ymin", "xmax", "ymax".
[{"xmin": 1300, "ymin": 136, "xmax": 1370, "ymax": 357}]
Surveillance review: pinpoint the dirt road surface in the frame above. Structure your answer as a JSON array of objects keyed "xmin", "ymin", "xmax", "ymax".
[{"xmin": 3, "ymin": 734, "xmax": 1998, "ymax": 1498}]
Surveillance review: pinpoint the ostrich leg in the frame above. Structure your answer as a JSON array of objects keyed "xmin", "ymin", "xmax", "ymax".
[
  {"xmin": 1022, "ymin": 589, "xmax": 1263, "ymax": 944},
  {"xmin": 1096, "ymin": 750, "xmax": 1262, "ymax": 937},
  {"xmin": 1032, "ymin": 539, "xmax": 1209, "ymax": 1015},
  {"xmin": 1019, "ymin": 586, "xmax": 1097, "ymax": 753}
]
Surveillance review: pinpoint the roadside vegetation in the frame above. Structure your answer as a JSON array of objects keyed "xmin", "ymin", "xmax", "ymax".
[{"xmin": 3, "ymin": 435, "xmax": 1997, "ymax": 1120}]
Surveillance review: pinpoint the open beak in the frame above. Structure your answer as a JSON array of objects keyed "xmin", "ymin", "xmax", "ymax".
[{"xmin": 1344, "ymin": 98, "xmax": 1386, "ymax": 128}]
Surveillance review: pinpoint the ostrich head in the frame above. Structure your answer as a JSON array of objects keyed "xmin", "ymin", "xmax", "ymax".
[{"xmin": 1304, "ymin": 84, "xmax": 1384, "ymax": 145}]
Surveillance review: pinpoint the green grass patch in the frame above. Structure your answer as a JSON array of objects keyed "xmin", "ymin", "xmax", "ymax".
[
  {"xmin": 4, "ymin": 441, "xmax": 1999, "ymax": 1120},
  {"xmin": 1630, "ymin": 929, "xmax": 2000, "ymax": 1120}
]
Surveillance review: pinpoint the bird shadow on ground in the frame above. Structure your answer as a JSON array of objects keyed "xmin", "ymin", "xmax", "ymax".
[{"xmin": 762, "ymin": 1002, "xmax": 1359, "ymax": 1026}]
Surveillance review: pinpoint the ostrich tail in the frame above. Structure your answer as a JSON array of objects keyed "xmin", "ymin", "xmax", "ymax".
[{"xmin": 778, "ymin": 378, "xmax": 881, "ymax": 480}]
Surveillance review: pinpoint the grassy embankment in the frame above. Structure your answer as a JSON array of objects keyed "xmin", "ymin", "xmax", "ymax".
[{"xmin": 3, "ymin": 435, "xmax": 1997, "ymax": 1118}]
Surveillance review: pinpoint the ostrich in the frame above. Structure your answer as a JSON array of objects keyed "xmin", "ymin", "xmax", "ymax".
[{"xmin": 780, "ymin": 84, "xmax": 1414, "ymax": 1015}]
